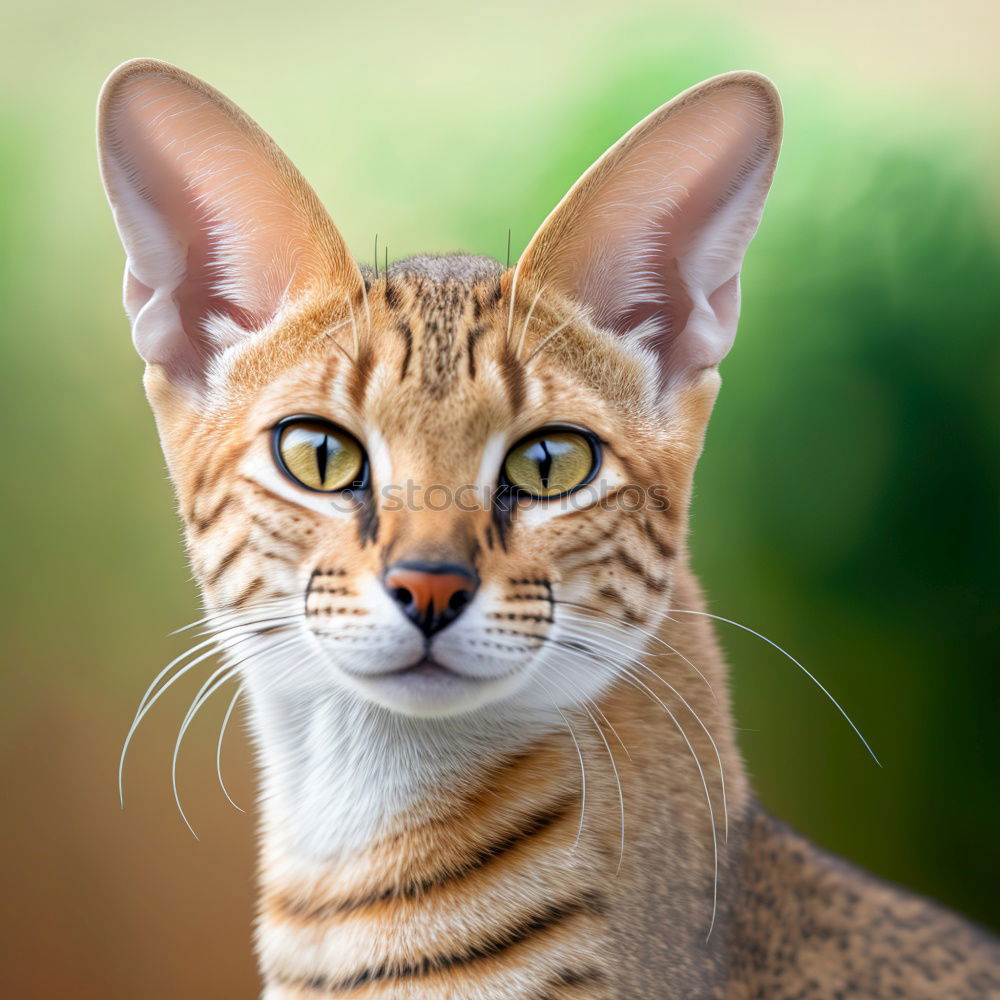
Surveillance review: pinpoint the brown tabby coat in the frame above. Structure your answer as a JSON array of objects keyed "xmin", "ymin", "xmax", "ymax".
[{"xmin": 98, "ymin": 60, "xmax": 1000, "ymax": 998}]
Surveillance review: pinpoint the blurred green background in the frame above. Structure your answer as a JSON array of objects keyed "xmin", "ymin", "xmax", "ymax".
[{"xmin": 1, "ymin": 0, "xmax": 997, "ymax": 995}]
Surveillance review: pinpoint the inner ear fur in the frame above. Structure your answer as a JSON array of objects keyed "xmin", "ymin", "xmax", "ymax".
[
  {"xmin": 516, "ymin": 72, "xmax": 782, "ymax": 386},
  {"xmin": 98, "ymin": 58, "xmax": 364, "ymax": 388}
]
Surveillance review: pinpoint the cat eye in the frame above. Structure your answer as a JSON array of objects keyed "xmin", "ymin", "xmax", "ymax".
[
  {"xmin": 501, "ymin": 427, "xmax": 600, "ymax": 499},
  {"xmin": 273, "ymin": 417, "xmax": 368, "ymax": 493}
]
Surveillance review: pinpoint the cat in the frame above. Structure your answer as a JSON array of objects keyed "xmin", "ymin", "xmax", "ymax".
[{"xmin": 98, "ymin": 59, "xmax": 1000, "ymax": 998}]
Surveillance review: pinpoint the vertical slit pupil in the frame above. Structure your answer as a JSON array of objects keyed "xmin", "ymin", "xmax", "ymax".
[
  {"xmin": 316, "ymin": 434, "xmax": 330, "ymax": 485},
  {"xmin": 536, "ymin": 440, "xmax": 553, "ymax": 490}
]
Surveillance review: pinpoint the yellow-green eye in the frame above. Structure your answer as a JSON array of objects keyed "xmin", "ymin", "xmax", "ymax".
[
  {"xmin": 274, "ymin": 418, "xmax": 367, "ymax": 493},
  {"xmin": 502, "ymin": 428, "xmax": 599, "ymax": 499}
]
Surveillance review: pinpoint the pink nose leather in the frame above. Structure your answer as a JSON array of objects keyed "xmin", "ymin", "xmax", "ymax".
[{"xmin": 384, "ymin": 567, "xmax": 472, "ymax": 618}]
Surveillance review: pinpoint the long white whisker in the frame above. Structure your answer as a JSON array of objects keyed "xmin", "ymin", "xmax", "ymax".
[
  {"xmin": 514, "ymin": 286, "xmax": 544, "ymax": 359},
  {"xmin": 119, "ymin": 615, "xmax": 300, "ymax": 806},
  {"xmin": 543, "ymin": 659, "xmax": 629, "ymax": 873},
  {"xmin": 551, "ymin": 618, "xmax": 728, "ymax": 839},
  {"xmin": 555, "ymin": 600, "xmax": 716, "ymax": 698},
  {"xmin": 536, "ymin": 676, "xmax": 588, "ymax": 850},
  {"xmin": 524, "ymin": 313, "xmax": 577, "ymax": 366},
  {"xmin": 543, "ymin": 628, "xmax": 719, "ymax": 938},
  {"xmin": 169, "ymin": 596, "xmax": 299, "ymax": 636},
  {"xmin": 217, "ymin": 686, "xmax": 245, "ymax": 813},
  {"xmin": 173, "ymin": 664, "xmax": 236, "ymax": 838},
  {"xmin": 573, "ymin": 692, "xmax": 625, "ymax": 874},
  {"xmin": 140, "ymin": 614, "xmax": 283, "ymax": 717},
  {"xmin": 665, "ymin": 609, "xmax": 881, "ymax": 766},
  {"xmin": 626, "ymin": 660, "xmax": 728, "ymax": 843},
  {"xmin": 172, "ymin": 635, "xmax": 301, "ymax": 837},
  {"xmin": 120, "ymin": 646, "xmax": 222, "ymax": 808},
  {"xmin": 614, "ymin": 668, "xmax": 719, "ymax": 939}
]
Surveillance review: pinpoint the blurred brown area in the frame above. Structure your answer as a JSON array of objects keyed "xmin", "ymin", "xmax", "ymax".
[{"xmin": 1, "ymin": 686, "xmax": 258, "ymax": 998}]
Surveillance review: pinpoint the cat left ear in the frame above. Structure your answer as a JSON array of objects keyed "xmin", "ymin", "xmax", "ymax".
[
  {"xmin": 516, "ymin": 72, "xmax": 782, "ymax": 386},
  {"xmin": 98, "ymin": 59, "xmax": 364, "ymax": 391}
]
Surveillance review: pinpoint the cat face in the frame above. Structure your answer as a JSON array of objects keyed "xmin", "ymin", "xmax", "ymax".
[
  {"xmin": 98, "ymin": 60, "xmax": 779, "ymax": 724},
  {"xmin": 162, "ymin": 261, "xmax": 711, "ymax": 718}
]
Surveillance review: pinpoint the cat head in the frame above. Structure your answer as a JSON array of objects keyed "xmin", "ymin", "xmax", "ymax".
[{"xmin": 98, "ymin": 60, "xmax": 780, "ymax": 723}]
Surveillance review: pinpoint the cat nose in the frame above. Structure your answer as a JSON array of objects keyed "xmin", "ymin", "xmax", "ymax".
[{"xmin": 384, "ymin": 561, "xmax": 478, "ymax": 637}]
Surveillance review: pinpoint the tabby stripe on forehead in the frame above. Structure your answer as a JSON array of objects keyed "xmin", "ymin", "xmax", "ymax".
[
  {"xmin": 501, "ymin": 350, "xmax": 527, "ymax": 411},
  {"xmin": 395, "ymin": 321, "xmax": 413, "ymax": 381},
  {"xmin": 285, "ymin": 893, "xmax": 604, "ymax": 992},
  {"xmin": 348, "ymin": 347, "xmax": 374, "ymax": 408},
  {"xmin": 466, "ymin": 325, "xmax": 486, "ymax": 378}
]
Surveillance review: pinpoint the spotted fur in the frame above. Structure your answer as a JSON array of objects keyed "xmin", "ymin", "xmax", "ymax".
[{"xmin": 97, "ymin": 60, "xmax": 1000, "ymax": 998}]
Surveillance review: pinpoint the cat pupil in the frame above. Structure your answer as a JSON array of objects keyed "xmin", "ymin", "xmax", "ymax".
[
  {"xmin": 529, "ymin": 440, "xmax": 553, "ymax": 490},
  {"xmin": 315, "ymin": 434, "xmax": 329, "ymax": 484}
]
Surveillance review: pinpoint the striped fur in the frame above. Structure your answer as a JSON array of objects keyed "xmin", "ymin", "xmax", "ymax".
[{"xmin": 97, "ymin": 61, "xmax": 1000, "ymax": 999}]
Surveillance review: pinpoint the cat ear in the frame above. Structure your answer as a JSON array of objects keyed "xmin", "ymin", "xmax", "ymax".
[
  {"xmin": 516, "ymin": 72, "xmax": 781, "ymax": 386},
  {"xmin": 98, "ymin": 59, "xmax": 363, "ymax": 389}
]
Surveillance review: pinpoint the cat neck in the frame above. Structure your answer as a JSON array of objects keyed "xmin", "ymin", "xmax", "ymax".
[{"xmin": 251, "ymin": 567, "xmax": 750, "ymax": 996}]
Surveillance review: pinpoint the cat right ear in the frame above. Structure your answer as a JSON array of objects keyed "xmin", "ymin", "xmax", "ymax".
[
  {"xmin": 97, "ymin": 59, "xmax": 363, "ymax": 391},
  {"xmin": 516, "ymin": 72, "xmax": 782, "ymax": 388}
]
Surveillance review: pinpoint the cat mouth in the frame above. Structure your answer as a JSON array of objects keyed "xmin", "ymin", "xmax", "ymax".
[
  {"xmin": 340, "ymin": 655, "xmax": 476, "ymax": 684},
  {"xmin": 384, "ymin": 656, "xmax": 460, "ymax": 679},
  {"xmin": 332, "ymin": 647, "xmax": 528, "ymax": 717}
]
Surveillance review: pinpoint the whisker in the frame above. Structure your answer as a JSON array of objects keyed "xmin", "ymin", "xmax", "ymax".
[
  {"xmin": 173, "ymin": 663, "xmax": 237, "ymax": 838},
  {"xmin": 217, "ymin": 685, "xmax": 245, "ymax": 813},
  {"xmin": 551, "ymin": 617, "xmax": 728, "ymax": 837},
  {"xmin": 549, "ymin": 663, "xmax": 626, "ymax": 875},
  {"xmin": 553, "ymin": 598, "xmax": 715, "ymax": 698},
  {"xmin": 523, "ymin": 313, "xmax": 578, "ymax": 366},
  {"xmin": 560, "ymin": 593, "xmax": 878, "ymax": 765},
  {"xmin": 540, "ymin": 627, "xmax": 720, "ymax": 937},
  {"xmin": 119, "ymin": 613, "xmax": 301, "ymax": 806},
  {"xmin": 626, "ymin": 661, "xmax": 728, "ymax": 843},
  {"xmin": 135, "ymin": 610, "xmax": 299, "ymax": 721},
  {"xmin": 505, "ymin": 258, "xmax": 520, "ymax": 346},
  {"xmin": 169, "ymin": 595, "xmax": 300, "ymax": 636},
  {"xmin": 514, "ymin": 287, "xmax": 544, "ymax": 360},
  {"xmin": 616, "ymin": 666, "xmax": 720, "ymax": 939},
  {"xmin": 536, "ymin": 676, "xmax": 588, "ymax": 850},
  {"xmin": 344, "ymin": 293, "xmax": 360, "ymax": 359},
  {"xmin": 172, "ymin": 634, "xmax": 301, "ymax": 837},
  {"xmin": 664, "ymin": 609, "xmax": 881, "ymax": 766}
]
